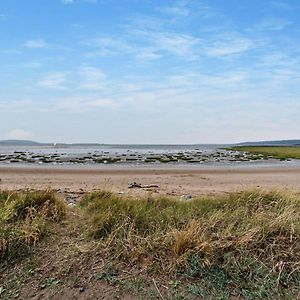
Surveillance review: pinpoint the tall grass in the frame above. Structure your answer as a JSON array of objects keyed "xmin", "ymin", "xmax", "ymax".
[
  {"xmin": 81, "ymin": 191, "xmax": 300, "ymax": 298},
  {"xmin": 0, "ymin": 190, "xmax": 67, "ymax": 261}
]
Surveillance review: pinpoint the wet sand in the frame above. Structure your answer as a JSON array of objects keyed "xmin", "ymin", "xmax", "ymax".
[{"xmin": 0, "ymin": 165, "xmax": 300, "ymax": 197}]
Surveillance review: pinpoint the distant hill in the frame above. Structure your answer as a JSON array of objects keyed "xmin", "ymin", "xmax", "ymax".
[
  {"xmin": 0, "ymin": 140, "xmax": 103, "ymax": 147},
  {"xmin": 0, "ymin": 140, "xmax": 48, "ymax": 146},
  {"xmin": 0, "ymin": 139, "xmax": 299, "ymax": 147},
  {"xmin": 237, "ymin": 140, "xmax": 300, "ymax": 146}
]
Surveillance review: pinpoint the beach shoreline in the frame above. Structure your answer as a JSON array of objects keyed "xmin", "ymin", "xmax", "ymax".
[{"xmin": 1, "ymin": 165, "xmax": 300, "ymax": 197}]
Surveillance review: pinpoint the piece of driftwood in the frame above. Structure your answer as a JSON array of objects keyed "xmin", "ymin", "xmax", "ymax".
[{"xmin": 128, "ymin": 182, "xmax": 159, "ymax": 189}]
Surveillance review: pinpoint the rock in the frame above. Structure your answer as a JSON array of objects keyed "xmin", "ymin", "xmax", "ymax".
[{"xmin": 180, "ymin": 195, "xmax": 193, "ymax": 201}]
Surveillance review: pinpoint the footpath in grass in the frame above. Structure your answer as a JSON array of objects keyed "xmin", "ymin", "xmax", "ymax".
[{"xmin": 1, "ymin": 190, "xmax": 300, "ymax": 299}]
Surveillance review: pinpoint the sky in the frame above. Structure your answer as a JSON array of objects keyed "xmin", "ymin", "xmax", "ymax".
[{"xmin": 0, "ymin": 0, "xmax": 300, "ymax": 144}]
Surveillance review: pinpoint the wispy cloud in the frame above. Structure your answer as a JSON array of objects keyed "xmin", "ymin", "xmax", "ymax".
[
  {"xmin": 62, "ymin": 0, "xmax": 97, "ymax": 4},
  {"xmin": 78, "ymin": 66, "xmax": 106, "ymax": 90},
  {"xmin": 0, "ymin": 49, "xmax": 22, "ymax": 55},
  {"xmin": 269, "ymin": 1, "xmax": 294, "ymax": 10},
  {"xmin": 252, "ymin": 18, "xmax": 291, "ymax": 31},
  {"xmin": 83, "ymin": 37, "xmax": 131, "ymax": 57},
  {"xmin": 24, "ymin": 39, "xmax": 48, "ymax": 49},
  {"xmin": 55, "ymin": 97, "xmax": 117, "ymax": 111},
  {"xmin": 138, "ymin": 30, "xmax": 200, "ymax": 59},
  {"xmin": 23, "ymin": 62, "xmax": 43, "ymax": 68},
  {"xmin": 62, "ymin": 0, "xmax": 74, "ymax": 3},
  {"xmin": 205, "ymin": 34, "xmax": 254, "ymax": 57},
  {"xmin": 135, "ymin": 50, "xmax": 162, "ymax": 62},
  {"xmin": 37, "ymin": 72, "xmax": 67, "ymax": 89},
  {"xmin": 0, "ymin": 14, "xmax": 8, "ymax": 21},
  {"xmin": 157, "ymin": 5, "xmax": 190, "ymax": 17}
]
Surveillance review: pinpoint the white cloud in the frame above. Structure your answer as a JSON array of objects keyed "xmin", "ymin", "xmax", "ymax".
[
  {"xmin": 24, "ymin": 39, "xmax": 48, "ymax": 49},
  {"xmin": 6, "ymin": 129, "xmax": 34, "ymax": 140},
  {"xmin": 79, "ymin": 66, "xmax": 106, "ymax": 90},
  {"xmin": 37, "ymin": 72, "xmax": 67, "ymax": 89}
]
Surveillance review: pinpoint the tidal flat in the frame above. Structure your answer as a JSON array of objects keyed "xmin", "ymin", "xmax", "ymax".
[{"xmin": 0, "ymin": 145, "xmax": 294, "ymax": 167}]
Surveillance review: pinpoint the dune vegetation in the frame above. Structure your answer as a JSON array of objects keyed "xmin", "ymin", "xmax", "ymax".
[
  {"xmin": 81, "ymin": 191, "xmax": 300, "ymax": 298},
  {"xmin": 230, "ymin": 146, "xmax": 300, "ymax": 160},
  {"xmin": 1, "ymin": 190, "xmax": 300, "ymax": 299},
  {"xmin": 0, "ymin": 190, "xmax": 67, "ymax": 261}
]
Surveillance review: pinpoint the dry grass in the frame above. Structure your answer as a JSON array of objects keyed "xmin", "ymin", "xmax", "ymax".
[
  {"xmin": 0, "ymin": 190, "xmax": 67, "ymax": 261},
  {"xmin": 81, "ymin": 190, "xmax": 300, "ymax": 298},
  {"xmin": 1, "ymin": 189, "xmax": 300, "ymax": 298}
]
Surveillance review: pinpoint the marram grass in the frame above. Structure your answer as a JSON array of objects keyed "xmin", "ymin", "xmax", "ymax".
[
  {"xmin": 0, "ymin": 190, "xmax": 67, "ymax": 261},
  {"xmin": 1, "ymin": 189, "xmax": 300, "ymax": 298},
  {"xmin": 81, "ymin": 190, "xmax": 300, "ymax": 298}
]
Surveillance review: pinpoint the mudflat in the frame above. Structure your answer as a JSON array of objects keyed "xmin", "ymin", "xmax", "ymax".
[{"xmin": 0, "ymin": 165, "xmax": 299, "ymax": 196}]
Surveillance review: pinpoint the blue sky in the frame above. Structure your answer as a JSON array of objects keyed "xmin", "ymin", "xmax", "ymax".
[{"xmin": 0, "ymin": 0, "xmax": 299, "ymax": 143}]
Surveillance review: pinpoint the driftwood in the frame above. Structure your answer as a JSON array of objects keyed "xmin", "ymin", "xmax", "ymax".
[{"xmin": 128, "ymin": 182, "xmax": 159, "ymax": 189}]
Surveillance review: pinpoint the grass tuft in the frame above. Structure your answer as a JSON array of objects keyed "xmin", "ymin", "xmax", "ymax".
[{"xmin": 0, "ymin": 190, "xmax": 67, "ymax": 261}]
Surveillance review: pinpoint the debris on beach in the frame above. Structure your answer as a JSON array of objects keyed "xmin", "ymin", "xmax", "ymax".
[{"xmin": 128, "ymin": 182, "xmax": 159, "ymax": 189}]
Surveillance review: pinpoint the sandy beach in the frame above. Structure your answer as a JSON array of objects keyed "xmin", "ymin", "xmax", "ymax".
[{"xmin": 1, "ymin": 165, "xmax": 299, "ymax": 197}]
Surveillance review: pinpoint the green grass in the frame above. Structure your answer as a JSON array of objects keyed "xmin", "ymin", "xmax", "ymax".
[
  {"xmin": 0, "ymin": 190, "xmax": 67, "ymax": 261},
  {"xmin": 230, "ymin": 146, "xmax": 300, "ymax": 160},
  {"xmin": 81, "ymin": 190, "xmax": 300, "ymax": 298}
]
